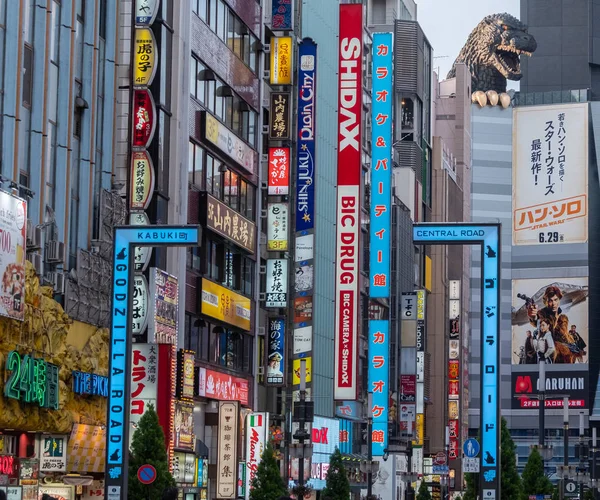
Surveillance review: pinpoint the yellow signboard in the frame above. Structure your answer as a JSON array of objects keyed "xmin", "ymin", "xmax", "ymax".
[
  {"xmin": 200, "ymin": 278, "xmax": 251, "ymax": 331},
  {"xmin": 413, "ymin": 413, "xmax": 424, "ymax": 446},
  {"xmin": 134, "ymin": 28, "xmax": 157, "ymax": 87},
  {"xmin": 270, "ymin": 37, "xmax": 292, "ymax": 85},
  {"xmin": 292, "ymin": 357, "xmax": 312, "ymax": 385}
]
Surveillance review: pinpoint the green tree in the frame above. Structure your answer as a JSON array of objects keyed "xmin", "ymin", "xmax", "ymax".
[
  {"xmin": 462, "ymin": 418, "xmax": 522, "ymax": 500},
  {"xmin": 321, "ymin": 448, "xmax": 350, "ymax": 499},
  {"xmin": 249, "ymin": 442, "xmax": 288, "ymax": 500},
  {"xmin": 128, "ymin": 405, "xmax": 176, "ymax": 500},
  {"xmin": 521, "ymin": 447, "xmax": 554, "ymax": 500},
  {"xmin": 416, "ymin": 481, "xmax": 432, "ymax": 500}
]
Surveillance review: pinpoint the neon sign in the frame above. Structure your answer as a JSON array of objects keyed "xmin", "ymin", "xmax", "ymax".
[
  {"xmin": 72, "ymin": 371, "xmax": 109, "ymax": 397},
  {"xmin": 413, "ymin": 223, "xmax": 500, "ymax": 498},
  {"xmin": 4, "ymin": 351, "xmax": 59, "ymax": 409}
]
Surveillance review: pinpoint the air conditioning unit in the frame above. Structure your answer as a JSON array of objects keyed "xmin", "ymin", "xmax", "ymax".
[
  {"xmin": 44, "ymin": 271, "xmax": 65, "ymax": 294},
  {"xmin": 27, "ymin": 225, "xmax": 43, "ymax": 251},
  {"xmin": 26, "ymin": 219, "xmax": 34, "ymax": 245},
  {"xmin": 27, "ymin": 253, "xmax": 43, "ymax": 275},
  {"xmin": 46, "ymin": 241, "xmax": 65, "ymax": 263},
  {"xmin": 263, "ymin": 69, "xmax": 271, "ymax": 80}
]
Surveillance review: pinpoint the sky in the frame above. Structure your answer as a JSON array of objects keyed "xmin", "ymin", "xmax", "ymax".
[{"xmin": 415, "ymin": 0, "xmax": 520, "ymax": 89}]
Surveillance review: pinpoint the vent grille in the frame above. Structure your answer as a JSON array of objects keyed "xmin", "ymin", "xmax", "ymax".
[{"xmin": 395, "ymin": 21, "xmax": 418, "ymax": 93}]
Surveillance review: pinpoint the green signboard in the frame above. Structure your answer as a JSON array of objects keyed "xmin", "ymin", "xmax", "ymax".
[{"xmin": 4, "ymin": 350, "xmax": 59, "ymax": 409}]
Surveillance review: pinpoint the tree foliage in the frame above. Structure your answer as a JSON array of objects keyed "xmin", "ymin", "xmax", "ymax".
[
  {"xmin": 128, "ymin": 405, "xmax": 176, "ymax": 500},
  {"xmin": 249, "ymin": 442, "xmax": 288, "ymax": 500},
  {"xmin": 321, "ymin": 448, "xmax": 350, "ymax": 500},
  {"xmin": 520, "ymin": 446, "xmax": 554, "ymax": 499},
  {"xmin": 463, "ymin": 418, "xmax": 521, "ymax": 500},
  {"xmin": 416, "ymin": 481, "xmax": 432, "ymax": 500}
]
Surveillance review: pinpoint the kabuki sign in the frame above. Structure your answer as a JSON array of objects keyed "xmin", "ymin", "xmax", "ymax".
[
  {"xmin": 512, "ymin": 103, "xmax": 588, "ymax": 245},
  {"xmin": 334, "ymin": 3, "xmax": 362, "ymax": 400},
  {"xmin": 105, "ymin": 225, "xmax": 200, "ymax": 499}
]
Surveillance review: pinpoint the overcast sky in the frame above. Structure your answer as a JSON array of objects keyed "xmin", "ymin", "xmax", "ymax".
[{"xmin": 415, "ymin": 0, "xmax": 521, "ymax": 89}]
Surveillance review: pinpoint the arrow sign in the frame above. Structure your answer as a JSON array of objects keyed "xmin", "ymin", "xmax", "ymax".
[{"xmin": 137, "ymin": 464, "xmax": 157, "ymax": 485}]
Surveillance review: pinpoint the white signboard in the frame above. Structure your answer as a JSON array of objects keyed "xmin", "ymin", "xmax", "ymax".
[
  {"xmin": 0, "ymin": 191, "xmax": 26, "ymax": 321},
  {"xmin": 205, "ymin": 113, "xmax": 255, "ymax": 175},
  {"xmin": 267, "ymin": 203, "xmax": 289, "ymax": 251},
  {"xmin": 132, "ymin": 274, "xmax": 150, "ymax": 334},
  {"xmin": 0, "ymin": 486, "xmax": 22, "ymax": 500},
  {"xmin": 513, "ymin": 103, "xmax": 588, "ymax": 245},
  {"xmin": 293, "ymin": 326, "xmax": 312, "ymax": 355},
  {"xmin": 463, "ymin": 457, "xmax": 480, "ymax": 473},
  {"xmin": 40, "ymin": 435, "xmax": 67, "ymax": 472},
  {"xmin": 245, "ymin": 413, "xmax": 269, "ymax": 500},
  {"xmin": 217, "ymin": 402, "xmax": 239, "ymax": 499},
  {"xmin": 266, "ymin": 259, "xmax": 288, "ymax": 308},
  {"xmin": 135, "ymin": 0, "xmax": 159, "ymax": 25},
  {"xmin": 129, "ymin": 343, "xmax": 158, "ymax": 445},
  {"xmin": 130, "ymin": 212, "xmax": 152, "ymax": 271},
  {"xmin": 295, "ymin": 234, "xmax": 314, "ymax": 262}
]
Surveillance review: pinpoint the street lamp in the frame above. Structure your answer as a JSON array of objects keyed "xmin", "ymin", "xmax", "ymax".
[{"xmin": 363, "ymin": 392, "xmax": 379, "ymax": 500}]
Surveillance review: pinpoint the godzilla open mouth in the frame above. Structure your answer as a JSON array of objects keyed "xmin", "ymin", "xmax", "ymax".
[{"xmin": 495, "ymin": 45, "xmax": 533, "ymax": 78}]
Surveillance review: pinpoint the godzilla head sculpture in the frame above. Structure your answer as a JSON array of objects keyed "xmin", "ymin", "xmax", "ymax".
[{"xmin": 447, "ymin": 13, "xmax": 537, "ymax": 95}]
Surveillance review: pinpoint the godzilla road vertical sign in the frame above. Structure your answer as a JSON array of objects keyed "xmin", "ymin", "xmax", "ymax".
[{"xmin": 334, "ymin": 3, "xmax": 362, "ymax": 400}]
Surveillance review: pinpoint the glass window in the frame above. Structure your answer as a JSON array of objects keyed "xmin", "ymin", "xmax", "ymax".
[
  {"xmin": 22, "ymin": 45, "xmax": 33, "ymax": 107},
  {"xmin": 196, "ymin": 60, "xmax": 206, "ymax": 103},
  {"xmin": 206, "ymin": 79, "xmax": 215, "ymax": 113},
  {"xmin": 227, "ymin": 11, "xmax": 236, "ymax": 53},
  {"xmin": 232, "ymin": 97, "xmax": 241, "ymax": 135},
  {"xmin": 216, "ymin": 0, "xmax": 226, "ymax": 40},
  {"xmin": 212, "ymin": 161, "xmax": 222, "ymax": 198},
  {"xmin": 240, "ymin": 180, "xmax": 248, "ymax": 217},
  {"xmin": 188, "ymin": 141, "xmax": 195, "ymax": 186},
  {"xmin": 233, "ymin": 17, "xmax": 243, "ymax": 59},
  {"xmin": 223, "ymin": 93, "xmax": 233, "ymax": 129},
  {"xmin": 198, "ymin": 0, "xmax": 207, "ymax": 21},
  {"xmin": 194, "ymin": 144, "xmax": 204, "ymax": 189},
  {"xmin": 50, "ymin": 1, "xmax": 60, "ymax": 63},
  {"xmin": 242, "ymin": 258, "xmax": 253, "ymax": 297},
  {"xmin": 229, "ymin": 171, "xmax": 239, "ymax": 212},
  {"xmin": 243, "ymin": 33, "xmax": 251, "ymax": 69},
  {"xmin": 246, "ymin": 184, "xmax": 255, "ymax": 221},
  {"xmin": 248, "ymin": 111, "xmax": 257, "ymax": 148},
  {"xmin": 249, "ymin": 35, "xmax": 258, "ymax": 72},
  {"xmin": 189, "ymin": 57, "xmax": 197, "ymax": 98},
  {"xmin": 215, "ymin": 81, "xmax": 224, "ymax": 121},
  {"xmin": 208, "ymin": 0, "xmax": 217, "ymax": 30},
  {"xmin": 205, "ymin": 154, "xmax": 214, "ymax": 194}
]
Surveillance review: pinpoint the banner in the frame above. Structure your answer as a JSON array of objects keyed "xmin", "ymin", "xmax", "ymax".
[
  {"xmin": 244, "ymin": 413, "xmax": 269, "ymax": 500},
  {"xmin": 511, "ymin": 277, "xmax": 588, "ymax": 365},
  {"xmin": 130, "ymin": 151, "xmax": 155, "ymax": 210},
  {"xmin": 40, "ymin": 435, "xmax": 67, "ymax": 472},
  {"xmin": 177, "ymin": 350, "xmax": 195, "ymax": 400},
  {"xmin": 132, "ymin": 274, "xmax": 150, "ymax": 335},
  {"xmin": 198, "ymin": 367, "xmax": 249, "ymax": 406},
  {"xmin": 266, "ymin": 319, "xmax": 285, "ymax": 385},
  {"xmin": 369, "ymin": 320, "xmax": 389, "ymax": 455},
  {"xmin": 512, "ymin": 103, "xmax": 588, "ymax": 245},
  {"xmin": 201, "ymin": 278, "xmax": 251, "ymax": 331},
  {"xmin": 334, "ymin": 3, "xmax": 362, "ymax": 401},
  {"xmin": 512, "ymin": 369, "xmax": 588, "ymax": 409},
  {"xmin": 132, "ymin": 89, "xmax": 156, "ymax": 149},
  {"xmin": 149, "ymin": 268, "xmax": 179, "ymax": 344},
  {"xmin": 370, "ymin": 32, "xmax": 393, "ymax": 298},
  {"xmin": 296, "ymin": 39, "xmax": 317, "ymax": 231}
]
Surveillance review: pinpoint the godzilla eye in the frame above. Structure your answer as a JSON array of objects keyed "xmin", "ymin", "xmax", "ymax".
[{"xmin": 502, "ymin": 25, "xmax": 509, "ymax": 31}]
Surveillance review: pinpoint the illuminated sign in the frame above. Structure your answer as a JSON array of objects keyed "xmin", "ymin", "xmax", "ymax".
[
  {"xmin": 334, "ymin": 3, "xmax": 363, "ymax": 401},
  {"xmin": 370, "ymin": 32, "xmax": 392, "ymax": 298},
  {"xmin": 413, "ymin": 223, "xmax": 500, "ymax": 497},
  {"xmin": 200, "ymin": 278, "xmax": 251, "ymax": 331},
  {"xmin": 132, "ymin": 89, "xmax": 156, "ymax": 149},
  {"xmin": 41, "ymin": 435, "xmax": 67, "ymax": 472},
  {"xmin": 272, "ymin": 0, "xmax": 293, "ymax": 30},
  {"xmin": 106, "ymin": 225, "xmax": 200, "ymax": 493},
  {"xmin": 72, "ymin": 371, "xmax": 108, "ymax": 397},
  {"xmin": 132, "ymin": 273, "xmax": 150, "ymax": 335},
  {"xmin": 205, "ymin": 194, "xmax": 256, "ymax": 254},
  {"xmin": 129, "ymin": 344, "xmax": 158, "ymax": 447},
  {"xmin": 369, "ymin": 320, "xmax": 389, "ymax": 455},
  {"xmin": 512, "ymin": 370, "xmax": 588, "ymax": 409},
  {"xmin": 177, "ymin": 350, "xmax": 195, "ymax": 400},
  {"xmin": 174, "ymin": 401, "xmax": 195, "ymax": 451},
  {"xmin": 339, "ymin": 419, "xmax": 353, "ymax": 454},
  {"xmin": 266, "ymin": 319, "xmax": 285, "ymax": 386},
  {"xmin": 135, "ymin": 0, "xmax": 159, "ymax": 25},
  {"xmin": 268, "ymin": 147, "xmax": 290, "ymax": 196},
  {"xmin": 267, "ymin": 203, "xmax": 289, "ymax": 251},
  {"xmin": 204, "ymin": 113, "xmax": 256, "ymax": 175},
  {"xmin": 295, "ymin": 39, "xmax": 317, "ymax": 232},
  {"xmin": 149, "ymin": 268, "xmax": 179, "ymax": 344},
  {"xmin": 265, "ymin": 259, "xmax": 288, "ymax": 308},
  {"xmin": 216, "ymin": 402, "xmax": 239, "ymax": 499},
  {"xmin": 268, "ymin": 92, "xmax": 291, "ymax": 140},
  {"xmin": 270, "ymin": 37, "xmax": 292, "ymax": 85},
  {"xmin": 133, "ymin": 28, "xmax": 157, "ymax": 87},
  {"xmin": 197, "ymin": 367, "xmax": 249, "ymax": 406},
  {"xmin": 130, "ymin": 151, "xmax": 155, "ymax": 210},
  {"xmin": 244, "ymin": 413, "xmax": 269, "ymax": 500},
  {"xmin": 4, "ymin": 351, "xmax": 59, "ymax": 409}
]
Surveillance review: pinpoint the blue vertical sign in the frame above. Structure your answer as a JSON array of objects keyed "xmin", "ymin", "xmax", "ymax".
[
  {"xmin": 272, "ymin": 0, "xmax": 293, "ymax": 31},
  {"xmin": 369, "ymin": 320, "xmax": 389, "ymax": 456},
  {"xmin": 295, "ymin": 39, "xmax": 317, "ymax": 232},
  {"xmin": 339, "ymin": 419, "xmax": 353, "ymax": 455},
  {"xmin": 266, "ymin": 318, "xmax": 285, "ymax": 386},
  {"xmin": 370, "ymin": 32, "xmax": 393, "ymax": 298},
  {"xmin": 412, "ymin": 224, "xmax": 500, "ymax": 498}
]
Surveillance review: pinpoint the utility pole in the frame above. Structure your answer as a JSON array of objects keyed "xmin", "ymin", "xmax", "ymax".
[
  {"xmin": 539, "ymin": 359, "xmax": 546, "ymax": 448},
  {"xmin": 367, "ymin": 392, "xmax": 373, "ymax": 499},
  {"xmin": 560, "ymin": 397, "xmax": 568, "ymax": 500},
  {"xmin": 579, "ymin": 412, "xmax": 586, "ymax": 499},
  {"xmin": 291, "ymin": 359, "xmax": 313, "ymax": 493}
]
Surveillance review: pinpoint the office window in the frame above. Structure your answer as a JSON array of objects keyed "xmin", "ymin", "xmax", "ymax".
[
  {"xmin": 206, "ymin": 79, "xmax": 215, "ymax": 114},
  {"xmin": 22, "ymin": 45, "xmax": 33, "ymax": 107},
  {"xmin": 208, "ymin": 0, "xmax": 217, "ymax": 30},
  {"xmin": 188, "ymin": 141, "xmax": 204, "ymax": 188},
  {"xmin": 216, "ymin": 0, "xmax": 226, "ymax": 40}
]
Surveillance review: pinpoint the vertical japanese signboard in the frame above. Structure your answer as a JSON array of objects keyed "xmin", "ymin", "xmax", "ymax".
[
  {"xmin": 512, "ymin": 103, "xmax": 588, "ymax": 246},
  {"xmin": 265, "ymin": 259, "xmax": 288, "ymax": 308},
  {"xmin": 268, "ymin": 93, "xmax": 291, "ymax": 140},
  {"xmin": 334, "ymin": 3, "xmax": 362, "ymax": 401},
  {"xmin": 149, "ymin": 268, "xmax": 179, "ymax": 345},
  {"xmin": 217, "ymin": 401, "xmax": 239, "ymax": 499},
  {"xmin": 129, "ymin": 344, "xmax": 158, "ymax": 447},
  {"xmin": 267, "ymin": 203, "xmax": 289, "ymax": 251},
  {"xmin": 133, "ymin": 28, "xmax": 157, "ymax": 87},
  {"xmin": 244, "ymin": 413, "xmax": 269, "ymax": 500},
  {"xmin": 271, "ymin": 0, "xmax": 293, "ymax": 30},
  {"xmin": 270, "ymin": 37, "xmax": 292, "ymax": 85},
  {"xmin": 266, "ymin": 319, "xmax": 285, "ymax": 386},
  {"xmin": 268, "ymin": 147, "xmax": 290, "ymax": 195},
  {"xmin": 369, "ymin": 320, "xmax": 389, "ymax": 455}
]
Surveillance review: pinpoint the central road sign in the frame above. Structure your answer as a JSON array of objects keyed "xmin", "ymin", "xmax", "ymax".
[{"xmin": 137, "ymin": 464, "xmax": 157, "ymax": 485}]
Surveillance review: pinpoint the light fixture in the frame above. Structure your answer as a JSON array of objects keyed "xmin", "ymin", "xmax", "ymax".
[
  {"xmin": 197, "ymin": 69, "xmax": 216, "ymax": 81},
  {"xmin": 382, "ymin": 448, "xmax": 389, "ymax": 462},
  {"xmin": 75, "ymin": 96, "xmax": 89, "ymax": 110},
  {"xmin": 216, "ymin": 85, "xmax": 234, "ymax": 98}
]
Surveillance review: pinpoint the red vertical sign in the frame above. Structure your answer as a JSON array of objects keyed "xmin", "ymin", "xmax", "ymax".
[{"xmin": 334, "ymin": 3, "xmax": 362, "ymax": 400}]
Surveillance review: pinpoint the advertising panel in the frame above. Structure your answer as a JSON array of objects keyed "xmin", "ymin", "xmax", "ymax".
[
  {"xmin": 400, "ymin": 375, "xmax": 416, "ymax": 402},
  {"xmin": 149, "ymin": 268, "xmax": 179, "ymax": 344},
  {"xmin": 172, "ymin": 452, "xmax": 196, "ymax": 483},
  {"xmin": 204, "ymin": 113, "xmax": 256, "ymax": 175},
  {"xmin": 296, "ymin": 39, "xmax": 317, "ymax": 232},
  {"xmin": 0, "ymin": 191, "xmax": 26, "ymax": 321},
  {"xmin": 265, "ymin": 259, "xmax": 288, "ymax": 308},
  {"xmin": 177, "ymin": 350, "xmax": 195, "ymax": 400},
  {"xmin": 511, "ymin": 277, "xmax": 588, "ymax": 365},
  {"xmin": 132, "ymin": 274, "xmax": 149, "ymax": 335},
  {"xmin": 512, "ymin": 370, "xmax": 589, "ymax": 409},
  {"xmin": 334, "ymin": 3, "xmax": 362, "ymax": 401},
  {"xmin": 174, "ymin": 401, "xmax": 195, "ymax": 451},
  {"xmin": 293, "ymin": 296, "xmax": 312, "ymax": 324},
  {"xmin": 133, "ymin": 28, "xmax": 157, "ymax": 86},
  {"xmin": 266, "ymin": 319, "xmax": 285, "ymax": 385},
  {"xmin": 293, "ymin": 326, "xmax": 312, "ymax": 355},
  {"xmin": 135, "ymin": 0, "xmax": 159, "ymax": 25},
  {"xmin": 216, "ymin": 402, "xmax": 239, "ymax": 498},
  {"xmin": 130, "ymin": 151, "xmax": 155, "ymax": 210},
  {"xmin": 268, "ymin": 148, "xmax": 290, "ymax": 195},
  {"xmin": 312, "ymin": 417, "xmax": 340, "ymax": 459},
  {"xmin": 512, "ymin": 103, "xmax": 588, "ymax": 245},
  {"xmin": 292, "ymin": 357, "xmax": 312, "ymax": 385},
  {"xmin": 295, "ymin": 234, "xmax": 314, "ymax": 262},
  {"xmin": 339, "ymin": 419, "xmax": 353, "ymax": 454},
  {"xmin": 268, "ymin": 93, "xmax": 291, "ymax": 140},
  {"xmin": 244, "ymin": 413, "xmax": 269, "ymax": 500},
  {"xmin": 129, "ymin": 344, "xmax": 158, "ymax": 443},
  {"xmin": 267, "ymin": 203, "xmax": 289, "ymax": 251},
  {"xmin": 294, "ymin": 263, "xmax": 313, "ymax": 292},
  {"xmin": 369, "ymin": 32, "xmax": 392, "ymax": 298},
  {"xmin": 67, "ymin": 425, "xmax": 106, "ymax": 473},
  {"xmin": 400, "ymin": 403, "xmax": 416, "ymax": 432},
  {"xmin": 40, "ymin": 435, "xmax": 67, "ymax": 472},
  {"xmin": 206, "ymin": 194, "xmax": 255, "ymax": 254},
  {"xmin": 197, "ymin": 367, "xmax": 249, "ymax": 406},
  {"xmin": 200, "ymin": 278, "xmax": 251, "ymax": 331},
  {"xmin": 270, "ymin": 37, "xmax": 292, "ymax": 85},
  {"xmin": 272, "ymin": 0, "xmax": 293, "ymax": 30},
  {"xmin": 369, "ymin": 320, "xmax": 389, "ymax": 455},
  {"xmin": 132, "ymin": 89, "xmax": 156, "ymax": 149}
]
